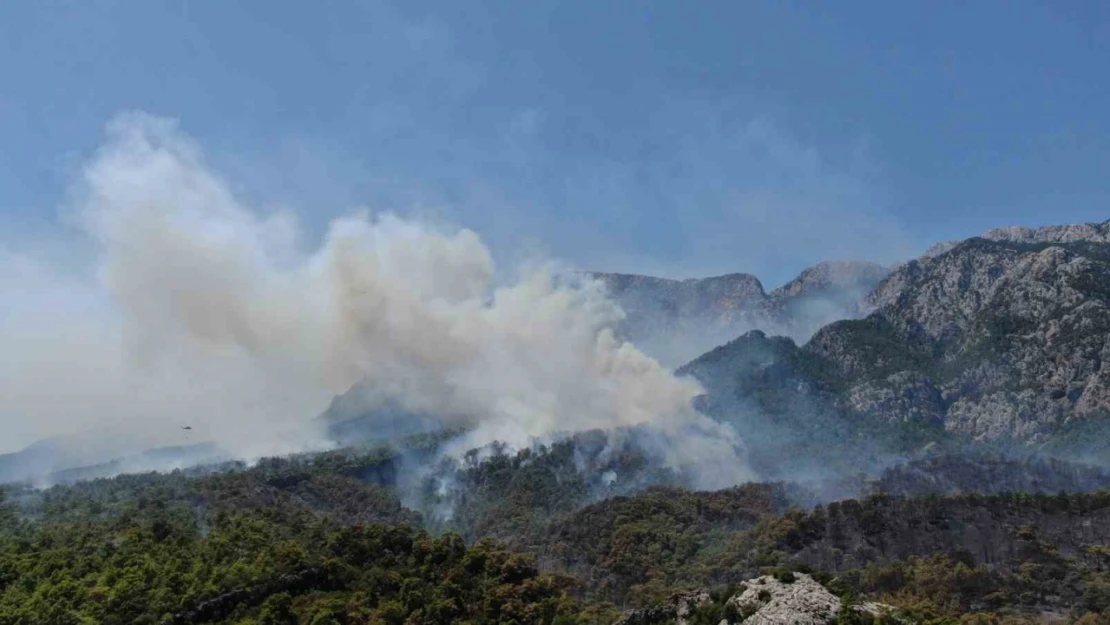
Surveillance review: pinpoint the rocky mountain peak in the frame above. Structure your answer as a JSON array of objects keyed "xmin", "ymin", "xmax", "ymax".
[
  {"xmin": 982, "ymin": 220, "xmax": 1110, "ymax": 245},
  {"xmin": 769, "ymin": 260, "xmax": 889, "ymax": 300},
  {"xmin": 923, "ymin": 220, "xmax": 1110, "ymax": 259},
  {"xmin": 584, "ymin": 271, "xmax": 768, "ymax": 309},
  {"xmin": 689, "ymin": 272, "xmax": 770, "ymax": 308}
]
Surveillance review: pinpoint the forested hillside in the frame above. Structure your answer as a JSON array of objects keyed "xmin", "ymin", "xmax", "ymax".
[{"xmin": 4, "ymin": 438, "xmax": 1110, "ymax": 624}]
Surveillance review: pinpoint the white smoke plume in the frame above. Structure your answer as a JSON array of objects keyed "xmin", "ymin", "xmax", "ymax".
[{"xmin": 0, "ymin": 113, "xmax": 749, "ymax": 488}]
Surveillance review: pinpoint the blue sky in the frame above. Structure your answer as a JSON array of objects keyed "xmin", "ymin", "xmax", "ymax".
[{"xmin": 1, "ymin": 1, "xmax": 1108, "ymax": 286}]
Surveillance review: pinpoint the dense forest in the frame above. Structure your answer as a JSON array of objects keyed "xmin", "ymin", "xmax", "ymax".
[{"xmin": 3, "ymin": 438, "xmax": 1110, "ymax": 624}]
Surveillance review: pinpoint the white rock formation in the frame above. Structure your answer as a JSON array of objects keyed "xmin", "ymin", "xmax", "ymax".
[{"xmin": 728, "ymin": 574, "xmax": 840, "ymax": 625}]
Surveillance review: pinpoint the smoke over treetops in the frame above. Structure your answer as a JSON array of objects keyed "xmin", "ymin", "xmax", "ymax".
[{"xmin": 0, "ymin": 113, "xmax": 748, "ymax": 488}]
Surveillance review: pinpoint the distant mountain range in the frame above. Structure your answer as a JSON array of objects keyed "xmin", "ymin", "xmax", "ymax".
[
  {"xmin": 583, "ymin": 260, "xmax": 889, "ymax": 366},
  {"xmin": 11, "ymin": 221, "xmax": 1110, "ymax": 484},
  {"xmin": 0, "ymin": 438, "xmax": 226, "ymax": 485}
]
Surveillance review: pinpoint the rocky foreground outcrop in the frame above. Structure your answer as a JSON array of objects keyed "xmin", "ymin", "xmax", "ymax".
[
  {"xmin": 614, "ymin": 574, "xmax": 896, "ymax": 625},
  {"xmin": 728, "ymin": 574, "xmax": 841, "ymax": 625}
]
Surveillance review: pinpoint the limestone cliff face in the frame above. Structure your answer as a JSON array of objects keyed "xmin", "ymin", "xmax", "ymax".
[
  {"xmin": 683, "ymin": 223, "xmax": 1110, "ymax": 453},
  {"xmin": 840, "ymin": 238, "xmax": 1110, "ymax": 443}
]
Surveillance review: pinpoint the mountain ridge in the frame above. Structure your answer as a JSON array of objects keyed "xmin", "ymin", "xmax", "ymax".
[
  {"xmin": 581, "ymin": 260, "xmax": 889, "ymax": 366},
  {"xmin": 680, "ymin": 223, "xmax": 1110, "ymax": 464}
]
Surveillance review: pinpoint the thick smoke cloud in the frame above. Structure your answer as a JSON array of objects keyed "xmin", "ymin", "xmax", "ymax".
[{"xmin": 0, "ymin": 113, "xmax": 748, "ymax": 488}]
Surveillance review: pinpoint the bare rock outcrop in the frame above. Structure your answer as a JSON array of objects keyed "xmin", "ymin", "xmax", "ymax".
[
  {"xmin": 613, "ymin": 575, "xmax": 899, "ymax": 625},
  {"xmin": 723, "ymin": 573, "xmax": 898, "ymax": 625},
  {"xmin": 728, "ymin": 574, "xmax": 840, "ymax": 625},
  {"xmin": 982, "ymin": 222, "xmax": 1110, "ymax": 245},
  {"xmin": 690, "ymin": 228, "xmax": 1110, "ymax": 453},
  {"xmin": 856, "ymin": 238, "xmax": 1110, "ymax": 442}
]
